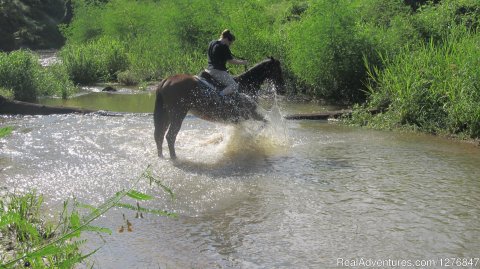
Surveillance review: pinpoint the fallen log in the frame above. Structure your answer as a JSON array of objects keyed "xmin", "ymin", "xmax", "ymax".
[
  {"xmin": 284, "ymin": 109, "xmax": 352, "ymax": 120},
  {"xmin": 0, "ymin": 96, "xmax": 97, "ymax": 115},
  {"xmin": 284, "ymin": 108, "xmax": 380, "ymax": 120}
]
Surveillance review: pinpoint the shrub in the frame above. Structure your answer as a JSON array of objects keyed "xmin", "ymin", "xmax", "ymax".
[
  {"xmin": 0, "ymin": 50, "xmax": 75, "ymax": 101},
  {"xmin": 61, "ymin": 36, "xmax": 129, "ymax": 84},
  {"xmin": 0, "ymin": 87, "xmax": 14, "ymax": 100},
  {"xmin": 0, "ymin": 51, "xmax": 38, "ymax": 101},
  {"xmin": 285, "ymin": 0, "xmax": 368, "ymax": 102},
  {"xmin": 412, "ymin": 0, "xmax": 479, "ymax": 44},
  {"xmin": 357, "ymin": 26, "xmax": 480, "ymax": 138},
  {"xmin": 1, "ymin": 168, "xmax": 175, "ymax": 268}
]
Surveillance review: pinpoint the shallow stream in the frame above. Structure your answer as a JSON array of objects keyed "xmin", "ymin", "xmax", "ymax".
[{"xmin": 1, "ymin": 89, "xmax": 479, "ymax": 268}]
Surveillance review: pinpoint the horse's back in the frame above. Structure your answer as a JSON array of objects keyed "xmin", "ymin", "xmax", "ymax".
[
  {"xmin": 156, "ymin": 74, "xmax": 198, "ymax": 105},
  {"xmin": 157, "ymin": 74, "xmax": 196, "ymax": 91}
]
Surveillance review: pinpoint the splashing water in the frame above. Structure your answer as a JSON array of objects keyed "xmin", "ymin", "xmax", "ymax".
[{"xmin": 220, "ymin": 86, "xmax": 290, "ymax": 161}]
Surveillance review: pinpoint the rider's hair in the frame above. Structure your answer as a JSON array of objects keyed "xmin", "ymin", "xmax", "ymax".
[{"xmin": 220, "ymin": 29, "xmax": 235, "ymax": 42}]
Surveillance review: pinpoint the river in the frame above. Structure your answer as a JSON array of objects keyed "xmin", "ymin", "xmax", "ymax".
[{"xmin": 1, "ymin": 90, "xmax": 479, "ymax": 268}]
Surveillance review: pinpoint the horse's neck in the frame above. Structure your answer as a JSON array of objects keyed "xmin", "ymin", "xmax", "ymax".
[{"xmin": 236, "ymin": 63, "xmax": 268, "ymax": 87}]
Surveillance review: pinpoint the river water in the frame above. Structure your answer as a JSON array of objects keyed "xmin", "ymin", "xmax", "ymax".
[{"xmin": 1, "ymin": 91, "xmax": 479, "ymax": 268}]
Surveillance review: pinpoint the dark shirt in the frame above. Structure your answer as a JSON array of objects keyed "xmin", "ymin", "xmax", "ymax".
[{"xmin": 207, "ymin": 40, "xmax": 233, "ymax": 71}]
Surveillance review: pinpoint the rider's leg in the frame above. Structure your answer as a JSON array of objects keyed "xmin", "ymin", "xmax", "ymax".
[{"xmin": 208, "ymin": 69, "xmax": 238, "ymax": 95}]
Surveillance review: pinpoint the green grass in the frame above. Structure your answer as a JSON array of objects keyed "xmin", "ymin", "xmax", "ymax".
[
  {"xmin": 350, "ymin": 25, "xmax": 480, "ymax": 138},
  {"xmin": 61, "ymin": 36, "xmax": 129, "ymax": 84},
  {"xmin": 0, "ymin": 127, "xmax": 13, "ymax": 138},
  {"xmin": 0, "ymin": 50, "xmax": 76, "ymax": 101},
  {"xmin": 60, "ymin": 0, "xmax": 294, "ymax": 87}
]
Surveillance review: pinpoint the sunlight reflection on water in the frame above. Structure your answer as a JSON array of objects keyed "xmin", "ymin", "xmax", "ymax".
[{"xmin": 1, "ymin": 104, "xmax": 479, "ymax": 268}]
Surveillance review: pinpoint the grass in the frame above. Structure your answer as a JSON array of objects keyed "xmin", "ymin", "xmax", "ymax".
[
  {"xmin": 350, "ymin": 24, "xmax": 480, "ymax": 139},
  {"xmin": 0, "ymin": 166, "xmax": 175, "ymax": 268},
  {"xmin": 61, "ymin": 36, "xmax": 129, "ymax": 84},
  {"xmin": 0, "ymin": 127, "xmax": 13, "ymax": 138}
]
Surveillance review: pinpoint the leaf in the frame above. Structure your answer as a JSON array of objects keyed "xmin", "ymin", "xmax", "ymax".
[
  {"xmin": 81, "ymin": 225, "xmax": 112, "ymax": 235},
  {"xmin": 115, "ymin": 203, "xmax": 177, "ymax": 218},
  {"xmin": 81, "ymin": 190, "xmax": 126, "ymax": 223},
  {"xmin": 126, "ymin": 190, "xmax": 153, "ymax": 201},
  {"xmin": 114, "ymin": 202, "xmax": 137, "ymax": 211},
  {"xmin": 143, "ymin": 172, "xmax": 175, "ymax": 199},
  {"xmin": 70, "ymin": 212, "xmax": 81, "ymax": 228},
  {"xmin": 76, "ymin": 202, "xmax": 98, "ymax": 212},
  {"xmin": 26, "ymin": 245, "xmax": 62, "ymax": 259},
  {"xmin": 0, "ymin": 126, "xmax": 13, "ymax": 138}
]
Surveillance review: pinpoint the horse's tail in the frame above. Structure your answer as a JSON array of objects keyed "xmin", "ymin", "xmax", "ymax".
[
  {"xmin": 154, "ymin": 79, "xmax": 168, "ymax": 125},
  {"xmin": 153, "ymin": 79, "xmax": 170, "ymax": 157}
]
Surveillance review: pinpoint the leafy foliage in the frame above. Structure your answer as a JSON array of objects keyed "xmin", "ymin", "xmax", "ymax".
[
  {"xmin": 0, "ymin": 126, "xmax": 14, "ymax": 138},
  {"xmin": 285, "ymin": 0, "xmax": 369, "ymax": 102},
  {"xmin": 351, "ymin": 25, "xmax": 480, "ymax": 138},
  {"xmin": 1, "ymin": 166, "xmax": 175, "ymax": 268},
  {"xmin": 0, "ymin": 50, "xmax": 75, "ymax": 101},
  {"xmin": 61, "ymin": 36, "xmax": 128, "ymax": 84}
]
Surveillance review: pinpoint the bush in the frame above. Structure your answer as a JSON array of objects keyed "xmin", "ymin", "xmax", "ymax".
[
  {"xmin": 0, "ymin": 87, "xmax": 14, "ymax": 100},
  {"xmin": 412, "ymin": 0, "xmax": 479, "ymax": 44},
  {"xmin": 0, "ymin": 51, "xmax": 38, "ymax": 101},
  {"xmin": 356, "ymin": 26, "xmax": 480, "ymax": 138},
  {"xmin": 62, "ymin": 0, "xmax": 290, "ymax": 83},
  {"xmin": 0, "ymin": 50, "xmax": 75, "ymax": 101},
  {"xmin": 0, "ymin": 168, "xmax": 175, "ymax": 268},
  {"xmin": 285, "ymin": 0, "xmax": 368, "ymax": 102},
  {"xmin": 61, "ymin": 36, "xmax": 129, "ymax": 84}
]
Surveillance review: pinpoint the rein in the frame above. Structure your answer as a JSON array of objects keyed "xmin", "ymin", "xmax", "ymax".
[{"xmin": 232, "ymin": 52, "xmax": 248, "ymax": 72}]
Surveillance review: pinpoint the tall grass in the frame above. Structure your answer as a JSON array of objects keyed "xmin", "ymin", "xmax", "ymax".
[
  {"xmin": 61, "ymin": 0, "xmax": 417, "ymax": 102},
  {"xmin": 285, "ymin": 0, "xmax": 369, "ymax": 102},
  {"xmin": 0, "ymin": 50, "xmax": 75, "ymax": 101},
  {"xmin": 352, "ymin": 25, "xmax": 480, "ymax": 138},
  {"xmin": 61, "ymin": 36, "xmax": 129, "ymax": 84}
]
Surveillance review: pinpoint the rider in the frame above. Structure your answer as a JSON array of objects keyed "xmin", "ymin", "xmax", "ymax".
[{"xmin": 206, "ymin": 29, "xmax": 248, "ymax": 96}]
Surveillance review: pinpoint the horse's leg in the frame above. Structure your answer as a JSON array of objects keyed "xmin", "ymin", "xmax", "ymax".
[
  {"xmin": 166, "ymin": 109, "xmax": 188, "ymax": 159},
  {"xmin": 154, "ymin": 112, "xmax": 170, "ymax": 158},
  {"xmin": 153, "ymin": 93, "xmax": 170, "ymax": 158}
]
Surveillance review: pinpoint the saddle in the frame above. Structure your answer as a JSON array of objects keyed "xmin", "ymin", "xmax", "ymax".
[{"xmin": 196, "ymin": 70, "xmax": 226, "ymax": 91}]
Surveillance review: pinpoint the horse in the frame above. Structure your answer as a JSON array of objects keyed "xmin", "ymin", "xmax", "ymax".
[{"xmin": 153, "ymin": 57, "xmax": 285, "ymax": 159}]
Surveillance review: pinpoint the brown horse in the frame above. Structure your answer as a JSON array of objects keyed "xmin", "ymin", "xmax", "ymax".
[{"xmin": 154, "ymin": 57, "xmax": 285, "ymax": 159}]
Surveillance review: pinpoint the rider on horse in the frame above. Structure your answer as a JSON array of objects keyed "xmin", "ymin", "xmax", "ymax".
[{"xmin": 206, "ymin": 29, "xmax": 248, "ymax": 96}]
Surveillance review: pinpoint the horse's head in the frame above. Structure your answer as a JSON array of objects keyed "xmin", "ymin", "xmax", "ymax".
[
  {"xmin": 236, "ymin": 57, "xmax": 286, "ymax": 96},
  {"xmin": 266, "ymin": 57, "xmax": 286, "ymax": 95}
]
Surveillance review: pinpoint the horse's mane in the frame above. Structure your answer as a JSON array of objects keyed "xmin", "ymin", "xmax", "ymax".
[{"xmin": 235, "ymin": 57, "xmax": 275, "ymax": 83}]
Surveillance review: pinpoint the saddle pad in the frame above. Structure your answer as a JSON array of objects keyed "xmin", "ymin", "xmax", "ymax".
[{"xmin": 195, "ymin": 75, "xmax": 218, "ymax": 90}]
